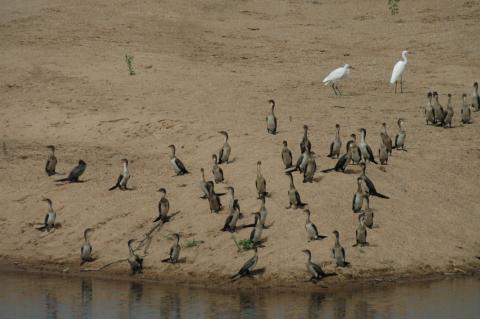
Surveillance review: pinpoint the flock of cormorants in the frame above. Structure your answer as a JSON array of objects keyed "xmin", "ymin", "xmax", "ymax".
[{"xmin": 38, "ymin": 78, "xmax": 480, "ymax": 283}]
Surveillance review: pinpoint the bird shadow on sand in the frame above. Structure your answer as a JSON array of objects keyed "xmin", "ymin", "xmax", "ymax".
[
  {"xmin": 55, "ymin": 179, "xmax": 91, "ymax": 186},
  {"xmin": 80, "ymin": 257, "xmax": 98, "ymax": 265},
  {"xmin": 344, "ymin": 168, "xmax": 360, "ymax": 174},
  {"xmin": 164, "ymin": 257, "xmax": 187, "ymax": 264},
  {"xmin": 225, "ymin": 157, "xmax": 237, "ymax": 164},
  {"xmin": 250, "ymin": 267, "xmax": 266, "ymax": 276}
]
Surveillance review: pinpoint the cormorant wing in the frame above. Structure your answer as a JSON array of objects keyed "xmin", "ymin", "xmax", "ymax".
[
  {"xmin": 341, "ymin": 247, "xmax": 346, "ymax": 260},
  {"xmin": 394, "ymin": 134, "xmax": 399, "ymax": 148},
  {"xmin": 44, "ymin": 213, "xmax": 49, "ymax": 226},
  {"xmin": 364, "ymin": 175, "xmax": 376, "ymax": 194},
  {"xmin": 295, "ymin": 153, "xmax": 304, "ymax": 168},
  {"xmin": 249, "ymin": 227, "xmax": 256, "ymax": 241},
  {"xmin": 366, "ymin": 145, "xmax": 376, "ymax": 162},
  {"xmin": 311, "ymin": 223, "xmax": 319, "ymax": 237},
  {"xmin": 335, "ymin": 154, "xmax": 347, "ymax": 170},
  {"xmin": 311, "ymin": 262, "xmax": 324, "ymax": 277},
  {"xmin": 175, "ymin": 158, "xmax": 188, "ymax": 173},
  {"xmin": 273, "ymin": 116, "xmax": 277, "ymax": 131},
  {"xmin": 223, "ymin": 214, "xmax": 233, "ymax": 230},
  {"xmin": 329, "ymin": 142, "xmax": 334, "ymax": 157},
  {"xmin": 218, "ymin": 148, "xmax": 224, "ymax": 164},
  {"xmin": 352, "ymin": 194, "xmax": 356, "ymax": 211},
  {"xmin": 69, "ymin": 163, "xmax": 86, "ymax": 181},
  {"xmin": 295, "ymin": 191, "xmax": 302, "ymax": 205},
  {"xmin": 239, "ymin": 255, "xmax": 256, "ymax": 275}
]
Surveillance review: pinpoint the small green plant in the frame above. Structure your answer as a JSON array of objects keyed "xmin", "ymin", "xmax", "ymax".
[
  {"xmin": 185, "ymin": 239, "xmax": 204, "ymax": 248},
  {"xmin": 232, "ymin": 236, "xmax": 254, "ymax": 251},
  {"xmin": 388, "ymin": 0, "xmax": 399, "ymax": 15},
  {"xmin": 125, "ymin": 54, "xmax": 135, "ymax": 75}
]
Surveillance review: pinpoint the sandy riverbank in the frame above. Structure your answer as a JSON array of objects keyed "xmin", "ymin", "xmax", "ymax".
[{"xmin": 1, "ymin": 0, "xmax": 480, "ymax": 289}]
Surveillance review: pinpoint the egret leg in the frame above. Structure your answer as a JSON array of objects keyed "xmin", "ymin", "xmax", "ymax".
[
  {"xmin": 400, "ymin": 76, "xmax": 403, "ymax": 93},
  {"xmin": 331, "ymin": 83, "xmax": 338, "ymax": 96},
  {"xmin": 336, "ymin": 84, "xmax": 342, "ymax": 96}
]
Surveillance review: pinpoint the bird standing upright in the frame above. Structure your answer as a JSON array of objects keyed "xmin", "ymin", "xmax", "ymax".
[
  {"xmin": 323, "ymin": 64, "xmax": 353, "ymax": 96},
  {"xmin": 266, "ymin": 99, "xmax": 277, "ymax": 134},
  {"xmin": 390, "ymin": 50, "xmax": 408, "ymax": 93}
]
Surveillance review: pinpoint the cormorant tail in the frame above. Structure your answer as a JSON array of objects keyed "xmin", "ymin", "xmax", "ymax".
[{"xmin": 372, "ymin": 192, "xmax": 389, "ymax": 199}]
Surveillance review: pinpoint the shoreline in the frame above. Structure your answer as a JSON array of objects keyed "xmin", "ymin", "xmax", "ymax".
[{"xmin": 3, "ymin": 257, "xmax": 479, "ymax": 293}]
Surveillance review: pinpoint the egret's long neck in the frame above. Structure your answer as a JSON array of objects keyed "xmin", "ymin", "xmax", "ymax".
[{"xmin": 402, "ymin": 52, "xmax": 408, "ymax": 63}]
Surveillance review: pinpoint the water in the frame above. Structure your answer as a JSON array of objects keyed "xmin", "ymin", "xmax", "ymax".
[{"xmin": 0, "ymin": 272, "xmax": 478, "ymax": 319}]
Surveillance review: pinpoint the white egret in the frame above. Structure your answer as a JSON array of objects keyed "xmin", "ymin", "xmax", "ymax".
[
  {"xmin": 390, "ymin": 50, "xmax": 408, "ymax": 93},
  {"xmin": 322, "ymin": 64, "xmax": 352, "ymax": 96}
]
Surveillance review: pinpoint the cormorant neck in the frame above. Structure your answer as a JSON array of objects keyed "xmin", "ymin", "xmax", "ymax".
[{"xmin": 201, "ymin": 170, "xmax": 205, "ymax": 181}]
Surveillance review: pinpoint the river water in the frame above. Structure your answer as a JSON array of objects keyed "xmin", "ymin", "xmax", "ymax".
[{"xmin": 0, "ymin": 272, "xmax": 478, "ymax": 319}]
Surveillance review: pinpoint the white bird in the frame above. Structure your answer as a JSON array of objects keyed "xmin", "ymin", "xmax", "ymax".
[
  {"xmin": 322, "ymin": 64, "xmax": 352, "ymax": 96},
  {"xmin": 390, "ymin": 50, "xmax": 409, "ymax": 94}
]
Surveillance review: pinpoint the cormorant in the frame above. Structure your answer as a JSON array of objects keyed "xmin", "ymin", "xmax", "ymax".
[
  {"xmin": 127, "ymin": 239, "xmax": 143, "ymax": 275},
  {"xmin": 161, "ymin": 233, "xmax": 181, "ymax": 263},
  {"xmin": 327, "ymin": 124, "xmax": 342, "ymax": 159},
  {"xmin": 45, "ymin": 145, "xmax": 57, "ymax": 176},
  {"xmin": 218, "ymin": 131, "xmax": 231, "ymax": 164},
  {"xmin": 153, "ymin": 188, "xmax": 170, "ymax": 223},
  {"xmin": 81, "ymin": 228, "xmax": 94, "ymax": 265},
  {"xmin": 230, "ymin": 247, "xmax": 258, "ymax": 280},
  {"xmin": 302, "ymin": 249, "xmax": 336, "ymax": 283},
  {"xmin": 109, "ymin": 158, "xmax": 130, "ymax": 191},
  {"xmin": 266, "ymin": 99, "xmax": 277, "ymax": 134},
  {"xmin": 168, "ymin": 145, "xmax": 188, "ymax": 175},
  {"xmin": 56, "ymin": 160, "xmax": 86, "ymax": 183}
]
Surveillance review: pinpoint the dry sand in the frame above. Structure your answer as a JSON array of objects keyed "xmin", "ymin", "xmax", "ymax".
[{"xmin": 1, "ymin": 0, "xmax": 480, "ymax": 289}]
